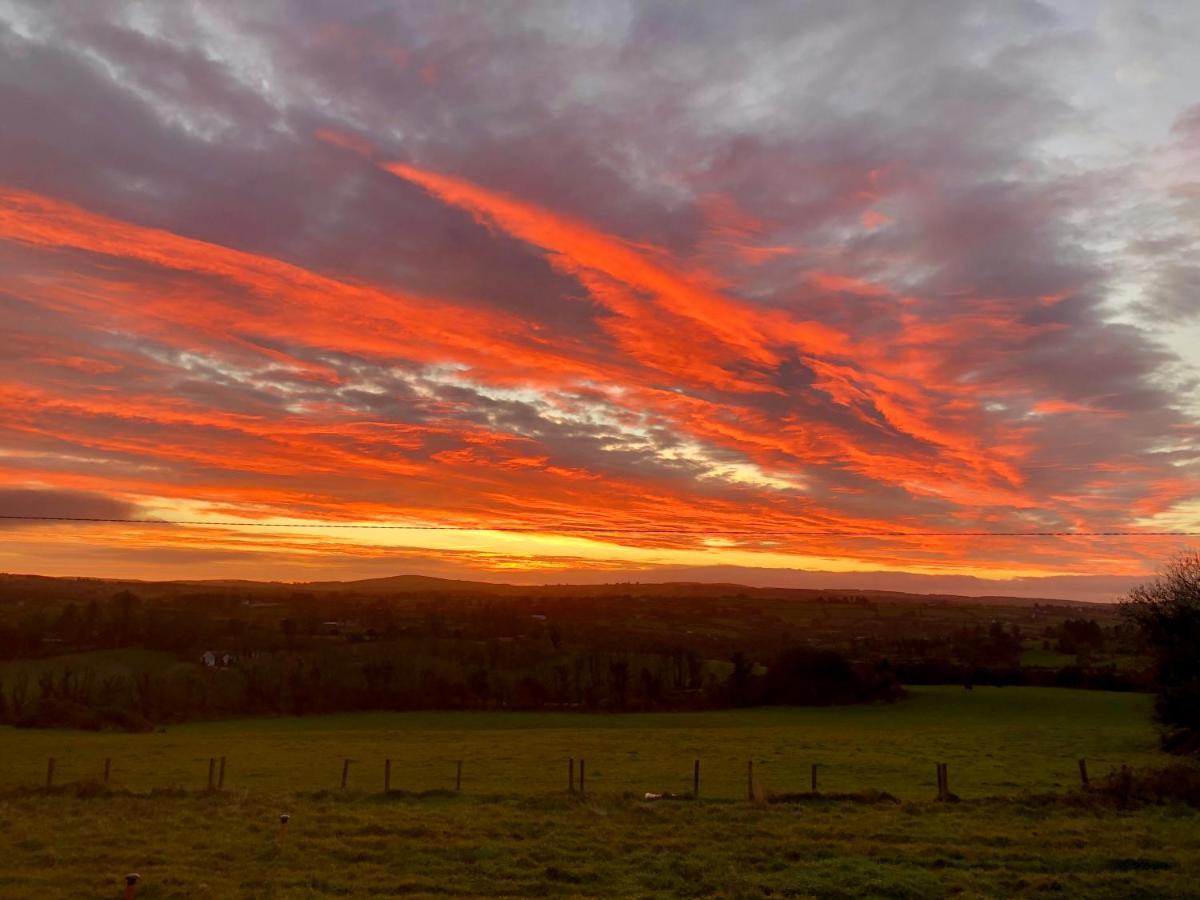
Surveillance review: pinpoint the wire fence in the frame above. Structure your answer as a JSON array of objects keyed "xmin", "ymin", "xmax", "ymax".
[{"xmin": 10, "ymin": 751, "xmax": 1114, "ymax": 801}]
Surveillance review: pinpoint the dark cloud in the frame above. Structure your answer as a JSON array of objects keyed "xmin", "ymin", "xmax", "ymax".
[{"xmin": 0, "ymin": 488, "xmax": 143, "ymax": 527}]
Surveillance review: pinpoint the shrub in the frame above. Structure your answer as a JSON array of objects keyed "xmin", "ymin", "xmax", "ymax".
[{"xmin": 1096, "ymin": 764, "xmax": 1200, "ymax": 808}]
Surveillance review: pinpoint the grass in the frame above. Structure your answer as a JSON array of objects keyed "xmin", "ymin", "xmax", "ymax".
[
  {"xmin": 0, "ymin": 687, "xmax": 1163, "ymax": 798},
  {"xmin": 2, "ymin": 792, "xmax": 1199, "ymax": 898},
  {"xmin": 1, "ymin": 686, "xmax": 1196, "ymax": 898},
  {"xmin": 1019, "ymin": 646, "xmax": 1077, "ymax": 668}
]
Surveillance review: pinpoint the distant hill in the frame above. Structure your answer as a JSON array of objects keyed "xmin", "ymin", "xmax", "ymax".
[
  {"xmin": 298, "ymin": 573, "xmax": 520, "ymax": 594},
  {"xmin": 0, "ymin": 571, "xmax": 1098, "ymax": 608},
  {"xmin": 286, "ymin": 573, "xmax": 1098, "ymax": 607}
]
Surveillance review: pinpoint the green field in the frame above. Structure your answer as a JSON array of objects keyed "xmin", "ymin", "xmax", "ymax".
[
  {"xmin": 1, "ymin": 687, "xmax": 1197, "ymax": 898},
  {"xmin": 0, "ymin": 687, "xmax": 1164, "ymax": 798}
]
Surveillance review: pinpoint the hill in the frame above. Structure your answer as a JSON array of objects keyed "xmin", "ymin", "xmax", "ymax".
[{"xmin": 0, "ymin": 571, "xmax": 1100, "ymax": 608}]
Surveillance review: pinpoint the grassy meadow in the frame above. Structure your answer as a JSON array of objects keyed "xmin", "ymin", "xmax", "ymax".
[
  {"xmin": 2, "ymin": 686, "xmax": 1198, "ymax": 898},
  {"xmin": 3, "ymin": 791, "xmax": 1199, "ymax": 898},
  {"xmin": 0, "ymin": 687, "xmax": 1164, "ymax": 798}
]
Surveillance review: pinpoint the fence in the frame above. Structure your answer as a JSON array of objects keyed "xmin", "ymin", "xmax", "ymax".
[{"xmin": 21, "ymin": 753, "xmax": 1104, "ymax": 801}]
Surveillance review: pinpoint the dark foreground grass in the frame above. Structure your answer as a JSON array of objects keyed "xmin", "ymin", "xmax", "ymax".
[{"xmin": 0, "ymin": 790, "xmax": 1198, "ymax": 898}]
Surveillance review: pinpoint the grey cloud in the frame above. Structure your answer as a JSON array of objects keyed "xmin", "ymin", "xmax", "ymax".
[{"xmin": 0, "ymin": 488, "xmax": 143, "ymax": 526}]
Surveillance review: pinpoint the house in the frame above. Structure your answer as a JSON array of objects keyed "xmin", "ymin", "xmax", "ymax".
[{"xmin": 201, "ymin": 650, "xmax": 236, "ymax": 668}]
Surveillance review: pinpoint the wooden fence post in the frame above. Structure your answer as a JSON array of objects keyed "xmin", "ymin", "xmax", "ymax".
[
  {"xmin": 384, "ymin": 758, "xmax": 391, "ymax": 793},
  {"xmin": 936, "ymin": 763, "xmax": 951, "ymax": 800},
  {"xmin": 568, "ymin": 757, "xmax": 575, "ymax": 794},
  {"xmin": 104, "ymin": 757, "xmax": 111, "ymax": 785},
  {"xmin": 341, "ymin": 759, "xmax": 351, "ymax": 790},
  {"xmin": 693, "ymin": 759, "xmax": 700, "ymax": 797},
  {"xmin": 1078, "ymin": 758, "xmax": 1089, "ymax": 790},
  {"xmin": 579, "ymin": 758, "xmax": 586, "ymax": 797},
  {"xmin": 456, "ymin": 760, "xmax": 463, "ymax": 793},
  {"xmin": 747, "ymin": 760, "xmax": 754, "ymax": 802},
  {"xmin": 218, "ymin": 756, "xmax": 226, "ymax": 790},
  {"xmin": 45, "ymin": 758, "xmax": 55, "ymax": 791},
  {"xmin": 207, "ymin": 757, "xmax": 216, "ymax": 792},
  {"xmin": 811, "ymin": 763, "xmax": 818, "ymax": 793}
]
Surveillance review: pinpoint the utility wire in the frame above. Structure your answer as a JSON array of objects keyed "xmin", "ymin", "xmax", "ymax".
[{"xmin": 1, "ymin": 514, "xmax": 1197, "ymax": 538}]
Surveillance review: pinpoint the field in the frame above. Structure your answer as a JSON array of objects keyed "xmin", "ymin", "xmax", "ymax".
[
  {"xmin": 2, "ymin": 687, "xmax": 1198, "ymax": 898},
  {"xmin": 0, "ymin": 687, "xmax": 1166, "ymax": 797}
]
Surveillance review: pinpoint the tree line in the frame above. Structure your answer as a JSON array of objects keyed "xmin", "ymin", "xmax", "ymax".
[{"xmin": 0, "ymin": 638, "xmax": 902, "ymax": 731}]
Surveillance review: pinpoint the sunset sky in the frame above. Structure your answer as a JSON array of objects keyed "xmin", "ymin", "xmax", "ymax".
[{"xmin": 1, "ymin": 1, "xmax": 1198, "ymax": 599}]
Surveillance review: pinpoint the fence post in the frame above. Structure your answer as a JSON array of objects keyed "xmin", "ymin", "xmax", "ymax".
[
  {"xmin": 218, "ymin": 756, "xmax": 226, "ymax": 790},
  {"xmin": 811, "ymin": 763, "xmax": 818, "ymax": 793},
  {"xmin": 936, "ymin": 763, "xmax": 952, "ymax": 800},
  {"xmin": 384, "ymin": 758, "xmax": 391, "ymax": 793},
  {"xmin": 123, "ymin": 873, "xmax": 140, "ymax": 899},
  {"xmin": 45, "ymin": 758, "xmax": 55, "ymax": 791},
  {"xmin": 568, "ymin": 757, "xmax": 575, "ymax": 794},
  {"xmin": 456, "ymin": 760, "xmax": 463, "ymax": 793},
  {"xmin": 579, "ymin": 758, "xmax": 586, "ymax": 797},
  {"xmin": 1078, "ymin": 758, "xmax": 1089, "ymax": 790},
  {"xmin": 207, "ymin": 757, "xmax": 216, "ymax": 792},
  {"xmin": 104, "ymin": 757, "xmax": 111, "ymax": 786},
  {"xmin": 747, "ymin": 760, "xmax": 754, "ymax": 802},
  {"xmin": 693, "ymin": 759, "xmax": 700, "ymax": 798},
  {"xmin": 341, "ymin": 759, "xmax": 351, "ymax": 790}
]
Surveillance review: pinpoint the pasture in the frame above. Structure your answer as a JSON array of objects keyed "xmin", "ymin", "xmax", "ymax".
[
  {"xmin": 2, "ymin": 686, "xmax": 1198, "ymax": 898},
  {"xmin": 0, "ymin": 687, "xmax": 1164, "ymax": 798}
]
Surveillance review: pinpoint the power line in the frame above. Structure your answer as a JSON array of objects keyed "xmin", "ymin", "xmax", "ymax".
[{"xmin": 1, "ymin": 514, "xmax": 1197, "ymax": 538}]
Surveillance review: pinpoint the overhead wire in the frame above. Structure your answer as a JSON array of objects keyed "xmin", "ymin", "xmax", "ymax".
[{"xmin": 1, "ymin": 514, "xmax": 1197, "ymax": 538}]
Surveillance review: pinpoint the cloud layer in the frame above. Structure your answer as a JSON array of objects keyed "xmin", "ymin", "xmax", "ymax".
[{"xmin": 0, "ymin": 1, "xmax": 1197, "ymax": 596}]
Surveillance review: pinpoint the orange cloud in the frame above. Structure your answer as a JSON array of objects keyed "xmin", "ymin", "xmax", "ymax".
[{"xmin": 1, "ymin": 177, "xmax": 1194, "ymax": 584}]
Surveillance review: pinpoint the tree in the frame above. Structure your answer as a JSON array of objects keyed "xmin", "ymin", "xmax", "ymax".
[
  {"xmin": 1122, "ymin": 551, "xmax": 1200, "ymax": 753},
  {"xmin": 608, "ymin": 658, "xmax": 629, "ymax": 709},
  {"xmin": 762, "ymin": 647, "xmax": 893, "ymax": 706},
  {"xmin": 728, "ymin": 651, "xmax": 755, "ymax": 707}
]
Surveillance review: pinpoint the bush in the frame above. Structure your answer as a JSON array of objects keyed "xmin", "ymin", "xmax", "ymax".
[
  {"xmin": 1097, "ymin": 764, "xmax": 1200, "ymax": 808},
  {"xmin": 14, "ymin": 698, "xmax": 152, "ymax": 732}
]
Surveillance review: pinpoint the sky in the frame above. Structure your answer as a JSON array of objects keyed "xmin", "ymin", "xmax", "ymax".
[{"xmin": 0, "ymin": 1, "xmax": 1198, "ymax": 600}]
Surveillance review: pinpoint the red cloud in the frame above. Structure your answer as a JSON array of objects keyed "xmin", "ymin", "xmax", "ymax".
[{"xmin": 1, "ymin": 177, "xmax": 1196, "ymax": 582}]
